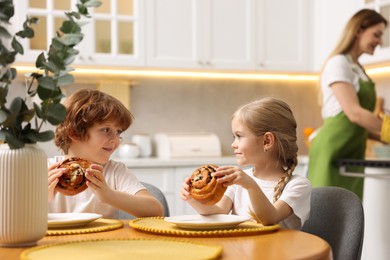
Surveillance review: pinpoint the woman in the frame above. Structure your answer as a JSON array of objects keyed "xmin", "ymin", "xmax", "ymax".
[{"xmin": 308, "ymin": 9, "xmax": 388, "ymax": 199}]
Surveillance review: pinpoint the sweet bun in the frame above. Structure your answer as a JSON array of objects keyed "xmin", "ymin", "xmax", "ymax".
[
  {"xmin": 56, "ymin": 157, "xmax": 91, "ymax": 196},
  {"xmin": 189, "ymin": 164, "xmax": 227, "ymax": 205}
]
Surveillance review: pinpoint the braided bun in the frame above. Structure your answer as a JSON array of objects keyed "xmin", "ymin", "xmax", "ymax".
[
  {"xmin": 189, "ymin": 164, "xmax": 226, "ymax": 205},
  {"xmin": 56, "ymin": 157, "xmax": 91, "ymax": 196}
]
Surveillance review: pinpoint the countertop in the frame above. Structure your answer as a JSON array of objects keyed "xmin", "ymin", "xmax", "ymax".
[
  {"xmin": 114, "ymin": 155, "xmax": 309, "ymax": 168},
  {"xmin": 114, "ymin": 156, "xmax": 238, "ymax": 168},
  {"xmin": 338, "ymin": 158, "xmax": 390, "ymax": 168}
]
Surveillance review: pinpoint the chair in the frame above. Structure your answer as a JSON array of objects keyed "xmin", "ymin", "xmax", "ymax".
[
  {"xmin": 300, "ymin": 186, "xmax": 364, "ymax": 260},
  {"xmin": 118, "ymin": 182, "xmax": 170, "ymax": 219}
]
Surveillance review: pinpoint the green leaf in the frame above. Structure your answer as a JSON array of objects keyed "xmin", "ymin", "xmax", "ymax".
[
  {"xmin": 50, "ymin": 38, "xmax": 65, "ymax": 51},
  {"xmin": 5, "ymin": 134, "xmax": 25, "ymax": 149},
  {"xmin": 47, "ymin": 55, "xmax": 66, "ymax": 71},
  {"xmin": 0, "ymin": 25, "xmax": 11, "ymax": 38},
  {"xmin": 22, "ymin": 108, "xmax": 35, "ymax": 122},
  {"xmin": 11, "ymin": 37, "xmax": 24, "ymax": 54},
  {"xmin": 62, "ymin": 54, "xmax": 77, "ymax": 66},
  {"xmin": 0, "ymin": 130, "xmax": 6, "ymax": 142},
  {"xmin": 56, "ymin": 73, "xmax": 74, "ymax": 86},
  {"xmin": 26, "ymin": 130, "xmax": 54, "ymax": 142},
  {"xmin": 84, "ymin": 1, "xmax": 102, "ymax": 8},
  {"xmin": 37, "ymin": 76, "xmax": 56, "ymax": 90},
  {"xmin": 16, "ymin": 22, "xmax": 35, "ymax": 39},
  {"xmin": 9, "ymin": 97, "xmax": 22, "ymax": 114},
  {"xmin": 58, "ymin": 33, "xmax": 83, "ymax": 46},
  {"xmin": 35, "ymin": 52, "xmax": 46, "ymax": 68},
  {"xmin": 0, "ymin": 85, "xmax": 8, "ymax": 106},
  {"xmin": 47, "ymin": 103, "xmax": 66, "ymax": 125},
  {"xmin": 60, "ymin": 20, "xmax": 81, "ymax": 34},
  {"xmin": 0, "ymin": 109, "xmax": 7, "ymax": 123},
  {"xmin": 68, "ymin": 11, "xmax": 81, "ymax": 20},
  {"xmin": 76, "ymin": 4, "xmax": 88, "ymax": 16},
  {"xmin": 37, "ymin": 84, "xmax": 62, "ymax": 100},
  {"xmin": 0, "ymin": 3, "xmax": 15, "ymax": 23},
  {"xmin": 33, "ymin": 102, "xmax": 43, "ymax": 118},
  {"xmin": 29, "ymin": 17, "xmax": 39, "ymax": 24},
  {"xmin": 42, "ymin": 61, "xmax": 60, "ymax": 74}
]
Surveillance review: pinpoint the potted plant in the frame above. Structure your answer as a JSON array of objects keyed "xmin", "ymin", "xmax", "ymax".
[{"xmin": 0, "ymin": 0, "xmax": 101, "ymax": 247}]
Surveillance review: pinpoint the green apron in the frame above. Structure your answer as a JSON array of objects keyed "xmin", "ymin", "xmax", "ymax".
[{"xmin": 308, "ymin": 79, "xmax": 376, "ymax": 199}]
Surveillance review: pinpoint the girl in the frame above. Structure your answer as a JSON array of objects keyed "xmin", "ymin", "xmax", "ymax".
[
  {"xmin": 48, "ymin": 88, "xmax": 164, "ymax": 218},
  {"xmin": 308, "ymin": 9, "xmax": 388, "ymax": 199},
  {"xmin": 181, "ymin": 98, "xmax": 311, "ymax": 230}
]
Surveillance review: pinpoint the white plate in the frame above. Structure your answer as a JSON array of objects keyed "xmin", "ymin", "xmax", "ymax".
[
  {"xmin": 164, "ymin": 214, "xmax": 249, "ymax": 230},
  {"xmin": 48, "ymin": 213, "xmax": 103, "ymax": 229}
]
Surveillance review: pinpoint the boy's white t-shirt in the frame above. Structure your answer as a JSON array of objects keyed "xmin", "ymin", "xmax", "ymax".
[
  {"xmin": 48, "ymin": 158, "xmax": 145, "ymax": 219},
  {"xmin": 224, "ymin": 168, "xmax": 312, "ymax": 230}
]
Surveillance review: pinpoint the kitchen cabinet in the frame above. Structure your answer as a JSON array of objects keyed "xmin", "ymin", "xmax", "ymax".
[
  {"xmin": 360, "ymin": 0, "xmax": 390, "ymax": 65},
  {"xmin": 13, "ymin": 0, "xmax": 145, "ymax": 67},
  {"xmin": 146, "ymin": 0, "xmax": 312, "ymax": 72},
  {"xmin": 312, "ymin": 0, "xmax": 362, "ymax": 71},
  {"xmin": 145, "ymin": 0, "xmax": 256, "ymax": 70},
  {"xmin": 256, "ymin": 0, "xmax": 311, "ymax": 72},
  {"xmin": 128, "ymin": 166, "xmax": 198, "ymax": 216}
]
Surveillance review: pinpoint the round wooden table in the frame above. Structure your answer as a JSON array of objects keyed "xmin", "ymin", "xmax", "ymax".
[{"xmin": 0, "ymin": 220, "xmax": 332, "ymax": 259}]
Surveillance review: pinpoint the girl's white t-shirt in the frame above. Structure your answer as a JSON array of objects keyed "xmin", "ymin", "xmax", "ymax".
[
  {"xmin": 224, "ymin": 168, "xmax": 312, "ymax": 230},
  {"xmin": 48, "ymin": 158, "xmax": 145, "ymax": 219},
  {"xmin": 321, "ymin": 54, "xmax": 368, "ymax": 118}
]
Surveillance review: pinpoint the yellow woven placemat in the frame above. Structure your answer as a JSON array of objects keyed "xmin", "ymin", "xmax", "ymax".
[
  {"xmin": 20, "ymin": 238, "xmax": 222, "ymax": 260},
  {"xmin": 46, "ymin": 218, "xmax": 124, "ymax": 236},
  {"xmin": 129, "ymin": 217, "xmax": 279, "ymax": 237}
]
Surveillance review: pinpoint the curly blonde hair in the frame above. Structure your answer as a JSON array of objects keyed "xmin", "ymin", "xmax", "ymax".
[{"xmin": 55, "ymin": 88, "xmax": 134, "ymax": 154}]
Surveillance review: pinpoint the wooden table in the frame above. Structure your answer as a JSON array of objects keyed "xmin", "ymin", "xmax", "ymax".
[{"xmin": 0, "ymin": 220, "xmax": 332, "ymax": 260}]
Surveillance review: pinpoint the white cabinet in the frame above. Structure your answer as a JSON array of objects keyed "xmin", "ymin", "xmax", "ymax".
[
  {"xmin": 129, "ymin": 166, "xmax": 196, "ymax": 216},
  {"xmin": 13, "ymin": 0, "xmax": 145, "ymax": 67},
  {"xmin": 360, "ymin": 0, "xmax": 390, "ymax": 65},
  {"xmin": 256, "ymin": 0, "xmax": 311, "ymax": 72},
  {"xmin": 146, "ymin": 0, "xmax": 311, "ymax": 72},
  {"xmin": 145, "ymin": 0, "xmax": 256, "ymax": 70},
  {"xmin": 129, "ymin": 167, "xmax": 176, "ymax": 215}
]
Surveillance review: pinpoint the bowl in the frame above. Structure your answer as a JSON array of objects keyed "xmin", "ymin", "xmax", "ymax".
[{"xmin": 117, "ymin": 142, "xmax": 140, "ymax": 159}]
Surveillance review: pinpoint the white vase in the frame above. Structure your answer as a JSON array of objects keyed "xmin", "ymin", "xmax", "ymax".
[
  {"xmin": 131, "ymin": 134, "xmax": 152, "ymax": 157},
  {"xmin": 0, "ymin": 144, "xmax": 48, "ymax": 247}
]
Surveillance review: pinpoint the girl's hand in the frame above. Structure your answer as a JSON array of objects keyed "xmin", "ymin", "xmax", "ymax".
[
  {"xmin": 48, "ymin": 162, "xmax": 64, "ymax": 202},
  {"xmin": 214, "ymin": 166, "xmax": 255, "ymax": 189},
  {"xmin": 85, "ymin": 164, "xmax": 113, "ymax": 203},
  {"xmin": 180, "ymin": 176, "xmax": 192, "ymax": 202}
]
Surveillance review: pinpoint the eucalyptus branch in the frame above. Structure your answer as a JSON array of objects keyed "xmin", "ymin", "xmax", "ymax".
[{"xmin": 0, "ymin": 0, "xmax": 101, "ymax": 149}]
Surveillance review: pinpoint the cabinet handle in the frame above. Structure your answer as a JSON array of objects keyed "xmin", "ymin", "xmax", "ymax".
[
  {"xmin": 88, "ymin": 56, "xmax": 94, "ymax": 62},
  {"xmin": 79, "ymin": 56, "xmax": 85, "ymax": 61},
  {"xmin": 205, "ymin": 61, "xmax": 211, "ymax": 66},
  {"xmin": 258, "ymin": 63, "xmax": 264, "ymax": 67},
  {"xmin": 198, "ymin": 60, "xmax": 204, "ymax": 65}
]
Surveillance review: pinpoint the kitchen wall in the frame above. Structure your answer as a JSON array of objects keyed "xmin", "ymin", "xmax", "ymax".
[
  {"xmin": 372, "ymin": 74, "xmax": 390, "ymax": 105},
  {"xmin": 6, "ymin": 76, "xmax": 322, "ymax": 158},
  {"xmin": 126, "ymin": 77, "xmax": 322, "ymax": 157},
  {"xmin": 13, "ymin": 72, "xmax": 390, "ymax": 159}
]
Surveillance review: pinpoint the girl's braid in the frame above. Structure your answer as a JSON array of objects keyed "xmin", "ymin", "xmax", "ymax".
[{"xmin": 273, "ymin": 155, "xmax": 297, "ymax": 203}]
